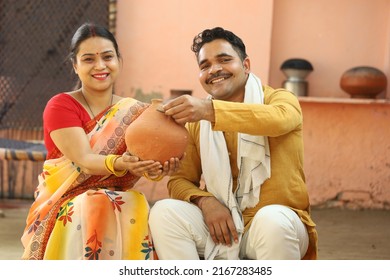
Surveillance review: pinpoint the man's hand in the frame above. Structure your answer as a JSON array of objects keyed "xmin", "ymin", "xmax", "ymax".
[
  {"xmin": 195, "ymin": 196, "xmax": 239, "ymax": 246},
  {"xmin": 162, "ymin": 95, "xmax": 215, "ymax": 125}
]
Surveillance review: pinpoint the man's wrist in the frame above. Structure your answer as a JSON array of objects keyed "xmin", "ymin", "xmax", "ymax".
[
  {"xmin": 202, "ymin": 99, "xmax": 215, "ymax": 123},
  {"xmin": 193, "ymin": 196, "xmax": 210, "ymax": 210}
]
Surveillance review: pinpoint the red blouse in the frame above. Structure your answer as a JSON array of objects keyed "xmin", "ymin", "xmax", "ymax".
[{"xmin": 43, "ymin": 93, "xmax": 91, "ymax": 156}]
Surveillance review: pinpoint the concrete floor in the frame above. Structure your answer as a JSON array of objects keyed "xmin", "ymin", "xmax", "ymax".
[
  {"xmin": 0, "ymin": 199, "xmax": 389, "ymax": 260},
  {"xmin": 0, "ymin": 205, "xmax": 27, "ymax": 260}
]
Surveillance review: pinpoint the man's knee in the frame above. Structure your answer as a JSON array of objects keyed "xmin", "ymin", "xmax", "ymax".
[
  {"xmin": 150, "ymin": 199, "xmax": 174, "ymax": 222},
  {"xmin": 247, "ymin": 205, "xmax": 307, "ymax": 259},
  {"xmin": 252, "ymin": 205, "xmax": 297, "ymax": 240},
  {"xmin": 150, "ymin": 199, "xmax": 191, "ymax": 223}
]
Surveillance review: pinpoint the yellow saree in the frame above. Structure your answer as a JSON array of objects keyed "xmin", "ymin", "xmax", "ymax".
[{"xmin": 21, "ymin": 97, "xmax": 156, "ymax": 260}]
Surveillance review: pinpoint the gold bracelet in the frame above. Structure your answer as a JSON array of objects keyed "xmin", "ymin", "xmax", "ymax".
[
  {"xmin": 104, "ymin": 154, "xmax": 118, "ymax": 174},
  {"xmin": 104, "ymin": 155, "xmax": 128, "ymax": 177},
  {"xmin": 143, "ymin": 172, "xmax": 164, "ymax": 182},
  {"xmin": 112, "ymin": 155, "xmax": 128, "ymax": 177}
]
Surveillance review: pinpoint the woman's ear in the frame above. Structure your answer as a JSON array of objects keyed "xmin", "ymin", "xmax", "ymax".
[{"xmin": 73, "ymin": 63, "xmax": 78, "ymax": 74}]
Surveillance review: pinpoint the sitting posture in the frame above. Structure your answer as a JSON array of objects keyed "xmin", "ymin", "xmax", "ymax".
[
  {"xmin": 21, "ymin": 22, "xmax": 178, "ymax": 260},
  {"xmin": 149, "ymin": 27, "xmax": 318, "ymax": 260}
]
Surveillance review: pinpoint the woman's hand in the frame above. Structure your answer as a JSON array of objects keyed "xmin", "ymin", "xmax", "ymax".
[
  {"xmin": 160, "ymin": 157, "xmax": 180, "ymax": 176},
  {"xmin": 143, "ymin": 157, "xmax": 181, "ymax": 180},
  {"xmin": 121, "ymin": 152, "xmax": 181, "ymax": 178},
  {"xmin": 121, "ymin": 152, "xmax": 161, "ymax": 177}
]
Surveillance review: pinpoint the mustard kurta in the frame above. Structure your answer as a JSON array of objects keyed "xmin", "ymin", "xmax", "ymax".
[{"xmin": 168, "ymin": 85, "xmax": 318, "ymax": 259}]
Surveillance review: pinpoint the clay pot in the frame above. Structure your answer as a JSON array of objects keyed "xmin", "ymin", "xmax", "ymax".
[
  {"xmin": 340, "ymin": 66, "xmax": 387, "ymax": 99},
  {"xmin": 125, "ymin": 99, "xmax": 189, "ymax": 163}
]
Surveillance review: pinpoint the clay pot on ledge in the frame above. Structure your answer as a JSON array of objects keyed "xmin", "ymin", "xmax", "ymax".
[
  {"xmin": 340, "ymin": 66, "xmax": 387, "ymax": 99},
  {"xmin": 125, "ymin": 99, "xmax": 189, "ymax": 164}
]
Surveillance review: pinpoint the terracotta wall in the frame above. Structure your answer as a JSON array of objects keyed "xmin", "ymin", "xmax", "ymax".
[{"xmin": 114, "ymin": 0, "xmax": 273, "ymax": 99}]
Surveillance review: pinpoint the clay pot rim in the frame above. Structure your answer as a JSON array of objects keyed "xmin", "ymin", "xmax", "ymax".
[{"xmin": 343, "ymin": 65, "xmax": 386, "ymax": 75}]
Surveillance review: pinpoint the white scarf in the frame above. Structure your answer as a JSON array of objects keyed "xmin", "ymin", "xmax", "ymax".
[{"xmin": 200, "ymin": 73, "xmax": 271, "ymax": 260}]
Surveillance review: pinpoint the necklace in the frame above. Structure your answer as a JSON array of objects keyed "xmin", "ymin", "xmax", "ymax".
[{"xmin": 80, "ymin": 90, "xmax": 113, "ymax": 129}]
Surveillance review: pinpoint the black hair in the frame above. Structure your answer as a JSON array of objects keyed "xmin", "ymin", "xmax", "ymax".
[
  {"xmin": 191, "ymin": 27, "xmax": 248, "ymax": 61},
  {"xmin": 68, "ymin": 22, "xmax": 120, "ymax": 64}
]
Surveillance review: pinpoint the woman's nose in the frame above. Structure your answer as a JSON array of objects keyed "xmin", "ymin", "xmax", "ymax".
[{"xmin": 94, "ymin": 58, "xmax": 106, "ymax": 70}]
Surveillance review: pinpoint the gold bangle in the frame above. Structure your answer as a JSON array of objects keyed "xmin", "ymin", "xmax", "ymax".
[
  {"xmin": 104, "ymin": 155, "xmax": 128, "ymax": 177},
  {"xmin": 112, "ymin": 155, "xmax": 128, "ymax": 177},
  {"xmin": 104, "ymin": 155, "xmax": 114, "ymax": 173},
  {"xmin": 143, "ymin": 172, "xmax": 164, "ymax": 182}
]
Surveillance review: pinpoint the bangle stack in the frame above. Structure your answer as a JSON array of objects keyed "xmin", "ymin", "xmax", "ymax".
[
  {"xmin": 104, "ymin": 154, "xmax": 128, "ymax": 177},
  {"xmin": 143, "ymin": 172, "xmax": 164, "ymax": 182}
]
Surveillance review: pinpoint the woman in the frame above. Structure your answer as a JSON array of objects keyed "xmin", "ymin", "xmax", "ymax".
[{"xmin": 21, "ymin": 22, "xmax": 178, "ymax": 260}]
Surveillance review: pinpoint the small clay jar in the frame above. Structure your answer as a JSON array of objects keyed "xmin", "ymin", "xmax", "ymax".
[
  {"xmin": 340, "ymin": 66, "xmax": 387, "ymax": 98},
  {"xmin": 125, "ymin": 99, "xmax": 189, "ymax": 163}
]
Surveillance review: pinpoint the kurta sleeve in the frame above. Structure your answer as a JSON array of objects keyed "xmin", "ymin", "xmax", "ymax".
[{"xmin": 212, "ymin": 86, "xmax": 303, "ymax": 137}]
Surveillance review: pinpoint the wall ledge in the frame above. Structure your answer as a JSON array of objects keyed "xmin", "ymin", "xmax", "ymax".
[{"xmin": 298, "ymin": 96, "xmax": 390, "ymax": 105}]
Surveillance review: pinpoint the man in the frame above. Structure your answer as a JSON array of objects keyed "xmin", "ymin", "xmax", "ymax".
[{"xmin": 149, "ymin": 27, "xmax": 317, "ymax": 260}]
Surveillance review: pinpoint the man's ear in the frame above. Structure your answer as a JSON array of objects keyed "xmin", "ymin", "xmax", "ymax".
[{"xmin": 243, "ymin": 57, "xmax": 251, "ymax": 73}]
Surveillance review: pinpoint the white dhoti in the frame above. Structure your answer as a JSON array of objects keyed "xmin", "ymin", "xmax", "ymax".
[{"xmin": 149, "ymin": 199, "xmax": 308, "ymax": 260}]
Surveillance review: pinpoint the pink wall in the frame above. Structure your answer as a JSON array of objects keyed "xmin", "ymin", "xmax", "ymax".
[
  {"xmin": 269, "ymin": 0, "xmax": 390, "ymax": 99},
  {"xmin": 300, "ymin": 98, "xmax": 390, "ymax": 209},
  {"xmin": 115, "ymin": 0, "xmax": 390, "ymax": 99},
  {"xmin": 115, "ymin": 0, "xmax": 273, "ymax": 99}
]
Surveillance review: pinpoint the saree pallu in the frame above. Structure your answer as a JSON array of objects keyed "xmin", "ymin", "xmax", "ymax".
[{"xmin": 21, "ymin": 97, "xmax": 155, "ymax": 260}]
